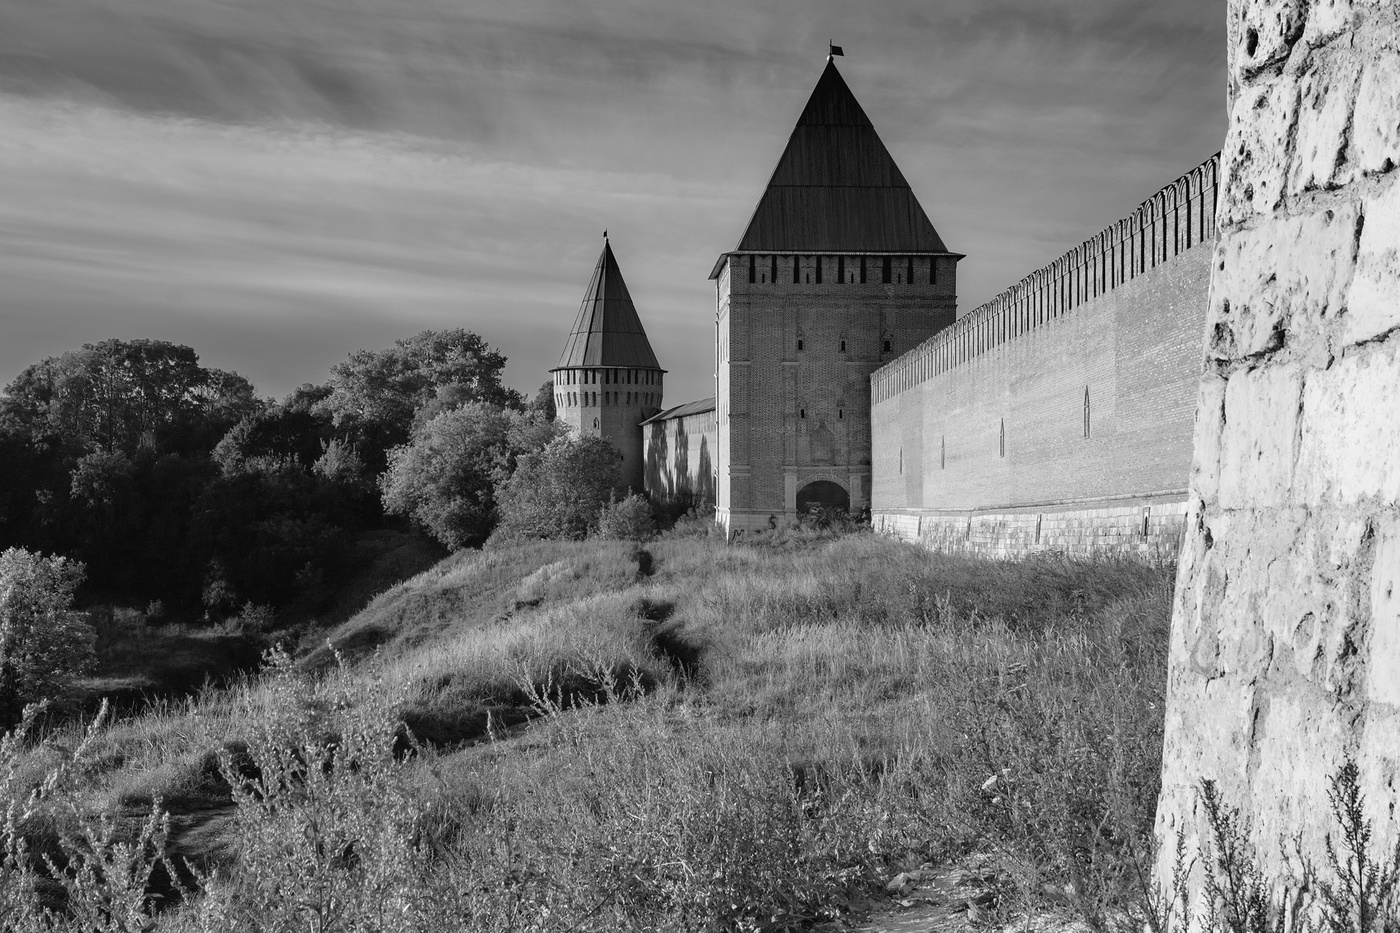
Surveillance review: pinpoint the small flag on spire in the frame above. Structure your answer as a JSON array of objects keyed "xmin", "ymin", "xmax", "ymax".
[
  {"xmin": 603, "ymin": 229, "xmax": 608, "ymax": 240},
  {"xmin": 829, "ymin": 43, "xmax": 844, "ymax": 57}
]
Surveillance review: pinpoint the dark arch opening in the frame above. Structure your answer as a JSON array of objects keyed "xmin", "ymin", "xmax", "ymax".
[{"xmin": 796, "ymin": 480, "xmax": 849, "ymax": 516}]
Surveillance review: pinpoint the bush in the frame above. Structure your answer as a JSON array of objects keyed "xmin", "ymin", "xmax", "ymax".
[
  {"xmin": 1145, "ymin": 762, "xmax": 1400, "ymax": 933},
  {"xmin": 380, "ymin": 404, "xmax": 563, "ymax": 550},
  {"xmin": 171, "ymin": 651, "xmax": 432, "ymax": 931},
  {"xmin": 2, "ymin": 705, "xmax": 182, "ymax": 929},
  {"xmin": 312, "ymin": 437, "xmax": 369, "ymax": 490},
  {"xmin": 594, "ymin": 493, "xmax": 657, "ymax": 542},
  {"xmin": 234, "ymin": 602, "xmax": 277, "ymax": 633},
  {"xmin": 492, "ymin": 435, "xmax": 620, "ymax": 542},
  {"xmin": 661, "ymin": 506, "xmax": 722, "ymax": 539},
  {"xmin": 0, "ymin": 548, "xmax": 94, "ymax": 727}
]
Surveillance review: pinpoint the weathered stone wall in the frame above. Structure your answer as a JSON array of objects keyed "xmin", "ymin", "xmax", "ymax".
[
  {"xmin": 869, "ymin": 158, "xmax": 1218, "ymax": 556},
  {"xmin": 875, "ymin": 496, "xmax": 1188, "ymax": 559},
  {"xmin": 1155, "ymin": 0, "xmax": 1400, "ymax": 901}
]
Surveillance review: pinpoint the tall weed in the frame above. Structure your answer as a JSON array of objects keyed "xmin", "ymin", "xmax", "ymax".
[
  {"xmin": 1146, "ymin": 763, "xmax": 1399, "ymax": 933},
  {"xmin": 1, "ymin": 535, "xmax": 1187, "ymax": 930}
]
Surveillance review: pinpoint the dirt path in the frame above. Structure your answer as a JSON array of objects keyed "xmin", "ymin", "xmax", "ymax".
[{"xmin": 848, "ymin": 864, "xmax": 1090, "ymax": 933}]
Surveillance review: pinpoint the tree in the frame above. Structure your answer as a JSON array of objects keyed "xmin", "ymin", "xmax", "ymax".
[
  {"xmin": 191, "ymin": 463, "xmax": 353, "ymax": 612},
  {"xmin": 379, "ymin": 405, "xmax": 564, "ymax": 550},
  {"xmin": 212, "ymin": 406, "xmax": 332, "ymax": 477},
  {"xmin": 317, "ymin": 331, "xmax": 521, "ymax": 467},
  {"xmin": 1, "ymin": 339, "xmax": 259, "ymax": 458},
  {"xmin": 282, "ymin": 383, "xmax": 333, "ymax": 414},
  {"xmin": 312, "ymin": 438, "xmax": 369, "ymax": 491},
  {"xmin": 531, "ymin": 380, "xmax": 557, "ymax": 421},
  {"xmin": 0, "ymin": 421, "xmax": 67, "ymax": 552},
  {"xmin": 0, "ymin": 549, "xmax": 93, "ymax": 727},
  {"xmin": 493, "ymin": 436, "xmax": 621, "ymax": 542}
]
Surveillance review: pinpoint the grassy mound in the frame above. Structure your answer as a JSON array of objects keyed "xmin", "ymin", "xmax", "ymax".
[{"xmin": 5, "ymin": 532, "xmax": 1178, "ymax": 931}]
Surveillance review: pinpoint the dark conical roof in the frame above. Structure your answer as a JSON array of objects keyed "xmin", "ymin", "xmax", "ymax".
[
  {"xmin": 554, "ymin": 241, "xmax": 662, "ymax": 371},
  {"xmin": 729, "ymin": 59, "xmax": 949, "ymax": 256}
]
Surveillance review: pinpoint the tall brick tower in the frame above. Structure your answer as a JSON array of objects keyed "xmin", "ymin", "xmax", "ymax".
[
  {"xmin": 710, "ymin": 58, "xmax": 961, "ymax": 533},
  {"xmin": 552, "ymin": 238, "xmax": 665, "ymax": 492}
]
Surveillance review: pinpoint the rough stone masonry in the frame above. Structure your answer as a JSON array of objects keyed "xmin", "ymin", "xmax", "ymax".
[{"xmin": 1155, "ymin": 0, "xmax": 1400, "ymax": 908}]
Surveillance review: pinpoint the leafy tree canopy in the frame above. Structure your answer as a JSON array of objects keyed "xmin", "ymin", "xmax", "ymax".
[
  {"xmin": 493, "ymin": 435, "xmax": 621, "ymax": 543},
  {"xmin": 282, "ymin": 383, "xmax": 333, "ymax": 414},
  {"xmin": 1, "ymin": 339, "xmax": 259, "ymax": 457},
  {"xmin": 531, "ymin": 380, "xmax": 556, "ymax": 421},
  {"xmin": 0, "ymin": 548, "xmax": 93, "ymax": 727},
  {"xmin": 317, "ymin": 331, "xmax": 521, "ymax": 463},
  {"xmin": 212, "ymin": 406, "xmax": 333, "ymax": 477},
  {"xmin": 379, "ymin": 404, "xmax": 565, "ymax": 550}
]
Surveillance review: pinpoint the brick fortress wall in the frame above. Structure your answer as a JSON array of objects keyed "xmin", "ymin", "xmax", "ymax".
[
  {"xmin": 553, "ymin": 365, "xmax": 664, "ymax": 493},
  {"xmin": 870, "ymin": 155, "xmax": 1219, "ymax": 556},
  {"xmin": 642, "ymin": 402, "xmax": 718, "ymax": 510},
  {"xmin": 716, "ymin": 251, "xmax": 957, "ymax": 533}
]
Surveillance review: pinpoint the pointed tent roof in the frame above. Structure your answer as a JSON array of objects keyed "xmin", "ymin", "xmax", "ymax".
[
  {"xmin": 717, "ymin": 59, "xmax": 952, "ymax": 272},
  {"xmin": 554, "ymin": 240, "xmax": 662, "ymax": 371}
]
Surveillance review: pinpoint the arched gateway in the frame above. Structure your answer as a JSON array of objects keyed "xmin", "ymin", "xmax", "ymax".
[{"xmin": 796, "ymin": 480, "xmax": 849, "ymax": 515}]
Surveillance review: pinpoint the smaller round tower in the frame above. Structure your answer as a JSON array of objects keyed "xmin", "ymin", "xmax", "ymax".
[{"xmin": 551, "ymin": 237, "xmax": 665, "ymax": 493}]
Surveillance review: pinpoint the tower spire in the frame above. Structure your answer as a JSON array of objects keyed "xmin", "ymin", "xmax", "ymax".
[
  {"xmin": 549, "ymin": 238, "xmax": 665, "ymax": 495},
  {"xmin": 715, "ymin": 55, "xmax": 949, "ymax": 262},
  {"xmin": 554, "ymin": 240, "xmax": 660, "ymax": 370}
]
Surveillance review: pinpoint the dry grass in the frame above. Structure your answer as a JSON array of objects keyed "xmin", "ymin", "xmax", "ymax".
[{"xmin": 3, "ymin": 532, "xmax": 1178, "ymax": 931}]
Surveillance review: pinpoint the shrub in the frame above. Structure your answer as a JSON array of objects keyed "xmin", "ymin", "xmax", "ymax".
[
  {"xmin": 492, "ymin": 435, "xmax": 620, "ymax": 542},
  {"xmin": 0, "ymin": 548, "xmax": 94, "ymax": 728},
  {"xmin": 1, "ymin": 703, "xmax": 173, "ymax": 930},
  {"xmin": 173, "ymin": 651, "xmax": 432, "ymax": 932},
  {"xmin": 661, "ymin": 506, "xmax": 722, "ymax": 539},
  {"xmin": 234, "ymin": 602, "xmax": 277, "ymax": 633},
  {"xmin": 594, "ymin": 493, "xmax": 657, "ymax": 542},
  {"xmin": 380, "ymin": 404, "xmax": 563, "ymax": 550},
  {"xmin": 312, "ymin": 437, "xmax": 369, "ymax": 490},
  {"xmin": 1146, "ymin": 762, "xmax": 1400, "ymax": 933}
]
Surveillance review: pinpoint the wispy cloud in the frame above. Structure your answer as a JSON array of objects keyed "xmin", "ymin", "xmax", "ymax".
[{"xmin": 0, "ymin": 0, "xmax": 1224, "ymax": 404}]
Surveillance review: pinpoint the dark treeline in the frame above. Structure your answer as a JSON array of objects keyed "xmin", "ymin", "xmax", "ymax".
[{"xmin": 0, "ymin": 331, "xmax": 565, "ymax": 623}]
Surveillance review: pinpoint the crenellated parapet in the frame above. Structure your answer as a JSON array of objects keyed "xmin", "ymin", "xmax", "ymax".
[{"xmin": 872, "ymin": 153, "xmax": 1220, "ymax": 404}]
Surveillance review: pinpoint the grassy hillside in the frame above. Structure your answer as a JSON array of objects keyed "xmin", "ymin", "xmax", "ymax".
[{"xmin": 3, "ymin": 531, "xmax": 1175, "ymax": 932}]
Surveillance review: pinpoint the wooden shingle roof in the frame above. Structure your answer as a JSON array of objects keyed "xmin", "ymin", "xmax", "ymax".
[
  {"xmin": 554, "ymin": 240, "xmax": 662, "ymax": 371},
  {"xmin": 717, "ymin": 59, "xmax": 951, "ymax": 272}
]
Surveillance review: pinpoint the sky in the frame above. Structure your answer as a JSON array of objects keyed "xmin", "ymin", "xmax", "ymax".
[{"xmin": 0, "ymin": 0, "xmax": 1227, "ymax": 407}]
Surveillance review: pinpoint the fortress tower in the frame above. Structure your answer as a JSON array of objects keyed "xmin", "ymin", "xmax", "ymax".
[
  {"xmin": 552, "ymin": 238, "xmax": 665, "ymax": 492},
  {"xmin": 709, "ymin": 58, "xmax": 960, "ymax": 532}
]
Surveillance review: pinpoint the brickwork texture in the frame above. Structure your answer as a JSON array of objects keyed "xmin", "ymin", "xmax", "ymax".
[
  {"xmin": 715, "ymin": 252, "xmax": 957, "ymax": 531},
  {"xmin": 553, "ymin": 365, "xmax": 663, "ymax": 492},
  {"xmin": 643, "ymin": 404, "xmax": 717, "ymax": 508},
  {"xmin": 869, "ymin": 158, "xmax": 1219, "ymax": 557}
]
